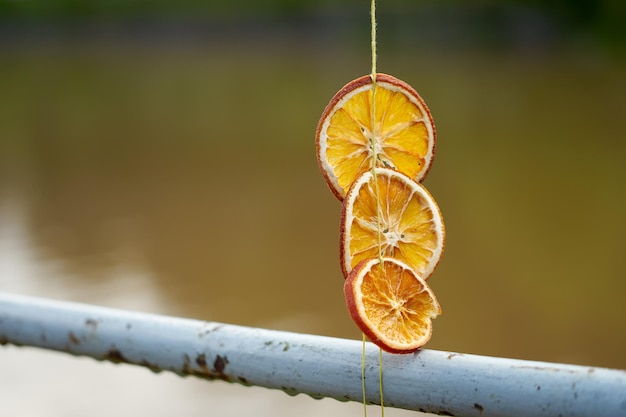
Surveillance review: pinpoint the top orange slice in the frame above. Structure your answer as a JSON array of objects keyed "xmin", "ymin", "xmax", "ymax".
[{"xmin": 316, "ymin": 73, "xmax": 436, "ymax": 200}]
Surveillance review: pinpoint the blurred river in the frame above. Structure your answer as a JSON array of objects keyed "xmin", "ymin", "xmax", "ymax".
[{"xmin": 0, "ymin": 36, "xmax": 625, "ymax": 416}]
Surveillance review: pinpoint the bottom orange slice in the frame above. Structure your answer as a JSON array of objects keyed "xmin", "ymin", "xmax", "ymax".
[{"xmin": 344, "ymin": 257, "xmax": 441, "ymax": 353}]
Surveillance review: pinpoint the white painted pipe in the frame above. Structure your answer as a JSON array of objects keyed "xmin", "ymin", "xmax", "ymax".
[{"xmin": 0, "ymin": 293, "xmax": 624, "ymax": 416}]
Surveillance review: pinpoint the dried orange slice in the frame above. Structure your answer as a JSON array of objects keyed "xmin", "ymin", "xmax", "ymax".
[
  {"xmin": 340, "ymin": 167, "xmax": 444, "ymax": 279},
  {"xmin": 344, "ymin": 257, "xmax": 441, "ymax": 353},
  {"xmin": 316, "ymin": 73, "xmax": 436, "ymax": 200}
]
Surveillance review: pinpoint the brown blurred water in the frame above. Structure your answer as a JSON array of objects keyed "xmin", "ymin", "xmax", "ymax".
[{"xmin": 0, "ymin": 38, "xmax": 625, "ymax": 415}]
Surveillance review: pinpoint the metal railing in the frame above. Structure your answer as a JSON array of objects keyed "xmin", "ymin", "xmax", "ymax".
[{"xmin": 1, "ymin": 292, "xmax": 624, "ymax": 417}]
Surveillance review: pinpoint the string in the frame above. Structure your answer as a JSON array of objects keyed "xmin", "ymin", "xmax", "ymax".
[
  {"xmin": 369, "ymin": 1, "xmax": 386, "ymax": 417},
  {"xmin": 379, "ymin": 347, "xmax": 385, "ymax": 415},
  {"xmin": 362, "ymin": 333, "xmax": 368, "ymax": 417},
  {"xmin": 369, "ymin": 0, "xmax": 383, "ymax": 266},
  {"xmin": 371, "ymin": 0, "xmax": 377, "ymax": 77}
]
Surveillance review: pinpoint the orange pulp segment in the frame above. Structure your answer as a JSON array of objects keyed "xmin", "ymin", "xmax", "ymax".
[
  {"xmin": 344, "ymin": 257, "xmax": 441, "ymax": 353},
  {"xmin": 316, "ymin": 73, "xmax": 436, "ymax": 200},
  {"xmin": 340, "ymin": 167, "xmax": 444, "ymax": 279}
]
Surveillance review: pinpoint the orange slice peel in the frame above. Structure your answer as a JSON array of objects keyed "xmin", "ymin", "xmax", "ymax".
[
  {"xmin": 344, "ymin": 257, "xmax": 441, "ymax": 353},
  {"xmin": 316, "ymin": 73, "xmax": 436, "ymax": 200}
]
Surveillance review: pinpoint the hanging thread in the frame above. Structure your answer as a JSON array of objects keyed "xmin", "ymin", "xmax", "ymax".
[{"xmin": 364, "ymin": 1, "xmax": 386, "ymax": 416}]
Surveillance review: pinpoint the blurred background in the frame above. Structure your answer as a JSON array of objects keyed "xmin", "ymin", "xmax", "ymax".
[{"xmin": 1, "ymin": 1, "xmax": 625, "ymax": 416}]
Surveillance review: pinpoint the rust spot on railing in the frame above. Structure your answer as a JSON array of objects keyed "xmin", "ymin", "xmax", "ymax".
[
  {"xmin": 196, "ymin": 353, "xmax": 208, "ymax": 368},
  {"xmin": 140, "ymin": 359, "xmax": 162, "ymax": 374},
  {"xmin": 214, "ymin": 355, "xmax": 228, "ymax": 375},
  {"xmin": 105, "ymin": 347, "xmax": 128, "ymax": 363},
  {"xmin": 85, "ymin": 318, "xmax": 98, "ymax": 329},
  {"xmin": 68, "ymin": 331, "xmax": 80, "ymax": 345},
  {"xmin": 179, "ymin": 352, "xmax": 234, "ymax": 382}
]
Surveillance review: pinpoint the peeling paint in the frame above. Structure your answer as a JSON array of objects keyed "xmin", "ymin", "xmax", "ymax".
[
  {"xmin": 447, "ymin": 353, "xmax": 464, "ymax": 360},
  {"xmin": 195, "ymin": 353, "xmax": 208, "ymax": 368},
  {"xmin": 197, "ymin": 324, "xmax": 224, "ymax": 338},
  {"xmin": 264, "ymin": 340, "xmax": 291, "ymax": 352},
  {"xmin": 176, "ymin": 352, "xmax": 234, "ymax": 382},
  {"xmin": 513, "ymin": 365, "xmax": 577, "ymax": 374},
  {"xmin": 105, "ymin": 347, "xmax": 128, "ymax": 364},
  {"xmin": 85, "ymin": 318, "xmax": 98, "ymax": 329},
  {"xmin": 214, "ymin": 355, "xmax": 228, "ymax": 374},
  {"xmin": 281, "ymin": 386, "xmax": 299, "ymax": 396},
  {"xmin": 182, "ymin": 353, "xmax": 193, "ymax": 374},
  {"xmin": 68, "ymin": 331, "xmax": 80, "ymax": 345},
  {"xmin": 140, "ymin": 359, "xmax": 163, "ymax": 373}
]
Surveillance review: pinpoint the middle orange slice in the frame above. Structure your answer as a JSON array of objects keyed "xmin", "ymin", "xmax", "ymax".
[{"xmin": 340, "ymin": 167, "xmax": 445, "ymax": 279}]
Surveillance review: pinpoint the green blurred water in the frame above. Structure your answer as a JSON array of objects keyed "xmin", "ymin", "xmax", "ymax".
[{"xmin": 0, "ymin": 35, "xmax": 625, "ymax": 378}]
